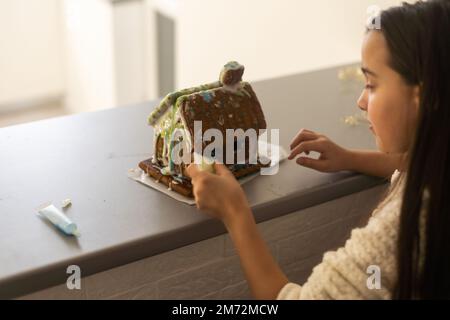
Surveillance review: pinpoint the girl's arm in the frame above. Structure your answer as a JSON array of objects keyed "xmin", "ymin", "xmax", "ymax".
[
  {"xmin": 224, "ymin": 205, "xmax": 288, "ymax": 300},
  {"xmin": 346, "ymin": 150, "xmax": 405, "ymax": 178}
]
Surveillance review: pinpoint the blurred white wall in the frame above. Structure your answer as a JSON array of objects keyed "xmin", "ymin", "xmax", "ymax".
[
  {"xmin": 62, "ymin": 0, "xmax": 155, "ymax": 113},
  {"xmin": 176, "ymin": 0, "xmax": 411, "ymax": 88},
  {"xmin": 62, "ymin": 0, "xmax": 116, "ymax": 113},
  {"xmin": 113, "ymin": 1, "xmax": 147, "ymax": 107},
  {"xmin": 0, "ymin": 0, "xmax": 64, "ymax": 107},
  {"xmin": 0, "ymin": 0, "xmax": 154, "ymax": 115}
]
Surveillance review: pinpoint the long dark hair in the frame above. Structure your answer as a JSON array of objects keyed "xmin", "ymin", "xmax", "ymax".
[{"xmin": 377, "ymin": 0, "xmax": 450, "ymax": 299}]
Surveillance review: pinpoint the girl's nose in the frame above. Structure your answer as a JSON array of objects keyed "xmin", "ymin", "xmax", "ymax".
[{"xmin": 357, "ymin": 90, "xmax": 368, "ymax": 111}]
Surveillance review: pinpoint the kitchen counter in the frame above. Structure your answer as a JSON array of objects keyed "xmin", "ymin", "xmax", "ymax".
[{"xmin": 0, "ymin": 64, "xmax": 385, "ymax": 299}]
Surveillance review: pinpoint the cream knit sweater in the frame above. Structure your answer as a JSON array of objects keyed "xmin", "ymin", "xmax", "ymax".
[{"xmin": 277, "ymin": 170, "xmax": 403, "ymax": 300}]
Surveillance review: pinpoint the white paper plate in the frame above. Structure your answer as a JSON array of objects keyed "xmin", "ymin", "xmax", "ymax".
[{"xmin": 128, "ymin": 142, "xmax": 288, "ymax": 205}]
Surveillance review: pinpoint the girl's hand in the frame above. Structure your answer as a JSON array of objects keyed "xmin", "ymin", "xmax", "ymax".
[
  {"xmin": 186, "ymin": 163, "xmax": 251, "ymax": 226},
  {"xmin": 288, "ymin": 129, "xmax": 352, "ymax": 173}
]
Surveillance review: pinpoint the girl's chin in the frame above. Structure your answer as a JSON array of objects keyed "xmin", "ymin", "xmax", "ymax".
[
  {"xmin": 376, "ymin": 139, "xmax": 397, "ymax": 154},
  {"xmin": 370, "ymin": 126, "xmax": 385, "ymax": 151},
  {"xmin": 374, "ymin": 137, "xmax": 387, "ymax": 153}
]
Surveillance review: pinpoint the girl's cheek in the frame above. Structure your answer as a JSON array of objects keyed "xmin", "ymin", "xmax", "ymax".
[
  {"xmin": 366, "ymin": 95, "xmax": 378, "ymax": 124},
  {"xmin": 368, "ymin": 98, "xmax": 386, "ymax": 140}
]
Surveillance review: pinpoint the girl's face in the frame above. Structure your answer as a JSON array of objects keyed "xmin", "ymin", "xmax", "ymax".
[{"xmin": 358, "ymin": 31, "xmax": 420, "ymax": 154}]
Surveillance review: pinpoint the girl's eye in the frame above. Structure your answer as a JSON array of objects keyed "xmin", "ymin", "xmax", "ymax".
[{"xmin": 365, "ymin": 84, "xmax": 375, "ymax": 90}]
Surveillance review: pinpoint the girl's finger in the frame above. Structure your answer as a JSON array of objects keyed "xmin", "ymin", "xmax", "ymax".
[
  {"xmin": 214, "ymin": 163, "xmax": 233, "ymax": 177},
  {"xmin": 288, "ymin": 140, "xmax": 324, "ymax": 160},
  {"xmin": 296, "ymin": 157, "xmax": 327, "ymax": 172},
  {"xmin": 290, "ymin": 129, "xmax": 318, "ymax": 150},
  {"xmin": 186, "ymin": 163, "xmax": 200, "ymax": 178}
]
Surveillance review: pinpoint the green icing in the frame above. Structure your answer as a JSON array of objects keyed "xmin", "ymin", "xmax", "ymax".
[
  {"xmin": 148, "ymin": 81, "xmax": 221, "ymax": 126},
  {"xmin": 223, "ymin": 61, "xmax": 242, "ymax": 70}
]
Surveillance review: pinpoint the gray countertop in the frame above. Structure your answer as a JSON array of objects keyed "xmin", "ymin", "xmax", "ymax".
[{"xmin": 0, "ymin": 64, "xmax": 384, "ymax": 299}]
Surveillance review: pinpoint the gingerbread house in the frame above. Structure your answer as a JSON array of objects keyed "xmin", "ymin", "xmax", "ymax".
[{"xmin": 139, "ymin": 61, "xmax": 267, "ymax": 197}]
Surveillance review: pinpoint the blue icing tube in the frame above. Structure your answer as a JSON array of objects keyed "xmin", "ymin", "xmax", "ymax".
[{"xmin": 38, "ymin": 204, "xmax": 80, "ymax": 237}]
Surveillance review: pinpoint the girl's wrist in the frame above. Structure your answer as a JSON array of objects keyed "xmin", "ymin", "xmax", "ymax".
[
  {"xmin": 222, "ymin": 202, "xmax": 254, "ymax": 231},
  {"xmin": 343, "ymin": 149, "xmax": 358, "ymax": 171}
]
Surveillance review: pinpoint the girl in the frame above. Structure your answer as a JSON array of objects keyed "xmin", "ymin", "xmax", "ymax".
[{"xmin": 186, "ymin": 0, "xmax": 450, "ymax": 299}]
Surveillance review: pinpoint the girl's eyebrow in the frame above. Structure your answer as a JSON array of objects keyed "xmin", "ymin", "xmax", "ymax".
[{"xmin": 361, "ymin": 67, "xmax": 378, "ymax": 78}]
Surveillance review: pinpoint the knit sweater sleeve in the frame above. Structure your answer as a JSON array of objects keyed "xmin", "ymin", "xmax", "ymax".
[{"xmin": 277, "ymin": 185, "xmax": 402, "ymax": 300}]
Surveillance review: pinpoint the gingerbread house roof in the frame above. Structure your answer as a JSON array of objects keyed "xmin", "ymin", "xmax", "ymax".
[
  {"xmin": 178, "ymin": 82, "xmax": 266, "ymax": 140},
  {"xmin": 148, "ymin": 61, "xmax": 266, "ymax": 141}
]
